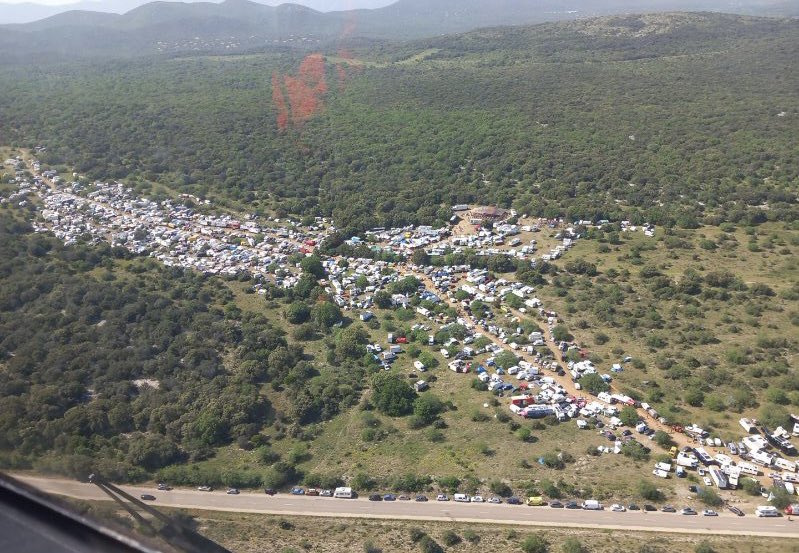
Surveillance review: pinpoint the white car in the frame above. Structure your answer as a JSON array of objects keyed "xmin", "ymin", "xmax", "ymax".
[
  {"xmin": 488, "ymin": 497, "xmax": 502, "ymax": 504},
  {"xmin": 610, "ymin": 504, "xmax": 626, "ymax": 512},
  {"xmin": 703, "ymin": 509, "xmax": 718, "ymax": 517},
  {"xmin": 436, "ymin": 494, "xmax": 449, "ymax": 501},
  {"xmin": 703, "ymin": 477, "xmax": 713, "ymax": 487},
  {"xmin": 470, "ymin": 495, "xmax": 485, "ymax": 503}
]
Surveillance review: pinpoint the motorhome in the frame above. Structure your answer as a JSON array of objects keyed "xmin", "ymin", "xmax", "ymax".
[{"xmin": 709, "ymin": 468, "xmax": 728, "ymax": 489}]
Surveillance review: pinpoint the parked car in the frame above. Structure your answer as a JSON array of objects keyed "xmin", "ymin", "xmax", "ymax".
[
  {"xmin": 140, "ymin": 494, "xmax": 156, "ymax": 501},
  {"xmin": 436, "ymin": 494, "xmax": 449, "ymax": 501},
  {"xmin": 290, "ymin": 487, "xmax": 305, "ymax": 495},
  {"xmin": 681, "ymin": 507, "xmax": 697, "ymax": 515},
  {"xmin": 306, "ymin": 488, "xmax": 319, "ymax": 496},
  {"xmin": 415, "ymin": 495, "xmax": 428, "ymax": 502},
  {"xmin": 565, "ymin": 501, "xmax": 580, "ymax": 509},
  {"xmin": 488, "ymin": 497, "xmax": 502, "ymax": 504},
  {"xmin": 703, "ymin": 477, "xmax": 713, "ymax": 487},
  {"xmin": 703, "ymin": 509, "xmax": 718, "ymax": 517},
  {"xmin": 688, "ymin": 485, "xmax": 698, "ymax": 493},
  {"xmin": 398, "ymin": 495, "xmax": 410, "ymax": 501},
  {"xmin": 470, "ymin": 495, "xmax": 485, "ymax": 503},
  {"xmin": 662, "ymin": 505, "xmax": 676, "ymax": 513},
  {"xmin": 156, "ymin": 483, "xmax": 171, "ymax": 491},
  {"xmin": 507, "ymin": 497, "xmax": 522, "ymax": 505},
  {"xmin": 383, "ymin": 494, "xmax": 396, "ymax": 501},
  {"xmin": 320, "ymin": 489, "xmax": 332, "ymax": 497},
  {"xmin": 628, "ymin": 504, "xmax": 640, "ymax": 511},
  {"xmin": 610, "ymin": 504, "xmax": 626, "ymax": 512},
  {"xmin": 369, "ymin": 494, "xmax": 383, "ymax": 501},
  {"xmin": 264, "ymin": 488, "xmax": 277, "ymax": 495},
  {"xmin": 226, "ymin": 488, "xmax": 240, "ymax": 495},
  {"xmin": 644, "ymin": 504, "xmax": 658, "ymax": 512},
  {"xmin": 549, "ymin": 500, "xmax": 563, "ymax": 508},
  {"xmin": 727, "ymin": 506, "xmax": 745, "ymax": 517},
  {"xmin": 197, "ymin": 486, "xmax": 213, "ymax": 492}
]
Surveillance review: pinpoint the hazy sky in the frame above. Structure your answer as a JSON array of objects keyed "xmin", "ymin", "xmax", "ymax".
[{"xmin": 0, "ymin": 0, "xmax": 396, "ymax": 8}]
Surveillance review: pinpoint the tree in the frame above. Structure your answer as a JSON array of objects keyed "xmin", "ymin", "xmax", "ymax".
[
  {"xmin": 759, "ymin": 403, "xmax": 790, "ymax": 429},
  {"xmin": 410, "ymin": 249, "xmax": 430, "ymax": 266},
  {"xmin": 489, "ymin": 480, "xmax": 513, "ymax": 497},
  {"xmin": 374, "ymin": 290, "xmax": 392, "ymax": 309},
  {"xmin": 769, "ymin": 486, "xmax": 793, "ymax": 510},
  {"xmin": 521, "ymin": 534, "xmax": 549, "ymax": 553},
  {"xmin": 299, "ymin": 255, "xmax": 325, "ymax": 279},
  {"xmin": 551, "ymin": 325, "xmax": 572, "ymax": 342},
  {"xmin": 495, "ymin": 350, "xmax": 519, "ymax": 369},
  {"xmin": 620, "ymin": 441, "xmax": 650, "ymax": 461},
  {"xmin": 684, "ymin": 388, "xmax": 704, "ymax": 407},
  {"xmin": 653, "ymin": 431, "xmax": 675, "ymax": 449},
  {"xmin": 561, "ymin": 538, "xmax": 586, "ymax": 553},
  {"xmin": 697, "ymin": 487, "xmax": 722, "ymax": 507},
  {"xmin": 637, "ymin": 479, "xmax": 664, "ymax": 501},
  {"xmin": 578, "ymin": 373, "xmax": 609, "ymax": 395},
  {"xmin": 413, "ymin": 394, "xmax": 444, "ymax": 426},
  {"xmin": 371, "ymin": 373, "xmax": 416, "ymax": 417},
  {"xmin": 694, "ymin": 541, "xmax": 716, "ymax": 553},
  {"xmin": 619, "ymin": 406, "xmax": 639, "ymax": 427},
  {"xmin": 285, "ymin": 302, "xmax": 310, "ymax": 324},
  {"xmin": 311, "ymin": 301, "xmax": 342, "ymax": 329}
]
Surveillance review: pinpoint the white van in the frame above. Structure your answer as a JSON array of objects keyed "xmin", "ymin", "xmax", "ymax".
[
  {"xmin": 453, "ymin": 493, "xmax": 470, "ymax": 502},
  {"xmin": 582, "ymin": 499, "xmax": 602, "ymax": 510},
  {"xmin": 334, "ymin": 487, "xmax": 353, "ymax": 499}
]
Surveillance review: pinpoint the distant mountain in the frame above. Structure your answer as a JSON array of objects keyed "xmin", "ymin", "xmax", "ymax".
[{"xmin": 0, "ymin": 0, "xmax": 796, "ymax": 61}]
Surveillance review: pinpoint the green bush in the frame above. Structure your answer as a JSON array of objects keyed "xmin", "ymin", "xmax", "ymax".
[
  {"xmin": 521, "ymin": 533, "xmax": 549, "ymax": 553},
  {"xmin": 441, "ymin": 530, "xmax": 461, "ymax": 546}
]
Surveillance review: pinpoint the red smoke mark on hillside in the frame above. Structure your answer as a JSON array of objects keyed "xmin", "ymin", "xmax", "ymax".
[
  {"xmin": 272, "ymin": 5, "xmax": 362, "ymax": 130},
  {"xmin": 285, "ymin": 54, "xmax": 328, "ymax": 126}
]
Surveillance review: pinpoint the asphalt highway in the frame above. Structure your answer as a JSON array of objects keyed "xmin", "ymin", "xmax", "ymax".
[{"xmin": 15, "ymin": 475, "xmax": 799, "ymax": 538}]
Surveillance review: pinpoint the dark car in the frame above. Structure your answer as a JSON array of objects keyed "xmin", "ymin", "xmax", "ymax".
[
  {"xmin": 140, "ymin": 494, "xmax": 156, "ymax": 501},
  {"xmin": 688, "ymin": 485, "xmax": 698, "ymax": 493},
  {"xmin": 727, "ymin": 506, "xmax": 745, "ymax": 517},
  {"xmin": 549, "ymin": 500, "xmax": 563, "ymax": 508},
  {"xmin": 369, "ymin": 494, "xmax": 383, "ymax": 501},
  {"xmin": 156, "ymin": 483, "xmax": 171, "ymax": 491},
  {"xmin": 565, "ymin": 501, "xmax": 580, "ymax": 509},
  {"xmin": 661, "ymin": 505, "xmax": 676, "ymax": 513},
  {"xmin": 383, "ymin": 494, "xmax": 396, "ymax": 501},
  {"xmin": 415, "ymin": 495, "xmax": 428, "ymax": 502},
  {"xmin": 644, "ymin": 504, "xmax": 658, "ymax": 512},
  {"xmin": 507, "ymin": 497, "xmax": 522, "ymax": 505},
  {"xmin": 264, "ymin": 488, "xmax": 277, "ymax": 495},
  {"xmin": 628, "ymin": 504, "xmax": 640, "ymax": 511}
]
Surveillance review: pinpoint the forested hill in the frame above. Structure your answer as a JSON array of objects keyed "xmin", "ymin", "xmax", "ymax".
[
  {"xmin": 1, "ymin": 0, "xmax": 798, "ymax": 59},
  {"xmin": 1, "ymin": 12, "xmax": 797, "ymax": 231}
]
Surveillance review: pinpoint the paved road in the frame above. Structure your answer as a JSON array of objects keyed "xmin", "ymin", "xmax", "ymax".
[{"xmin": 15, "ymin": 475, "xmax": 799, "ymax": 538}]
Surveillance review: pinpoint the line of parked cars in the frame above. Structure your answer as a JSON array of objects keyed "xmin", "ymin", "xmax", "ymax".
[{"xmin": 140, "ymin": 484, "xmax": 747, "ymax": 517}]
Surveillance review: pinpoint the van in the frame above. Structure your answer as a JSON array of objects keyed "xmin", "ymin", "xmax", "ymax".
[
  {"xmin": 582, "ymin": 499, "xmax": 602, "ymax": 510},
  {"xmin": 453, "ymin": 493, "xmax": 470, "ymax": 502}
]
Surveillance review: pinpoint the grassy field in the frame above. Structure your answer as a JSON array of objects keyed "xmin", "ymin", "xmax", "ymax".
[{"xmin": 537, "ymin": 221, "xmax": 799, "ymax": 440}]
